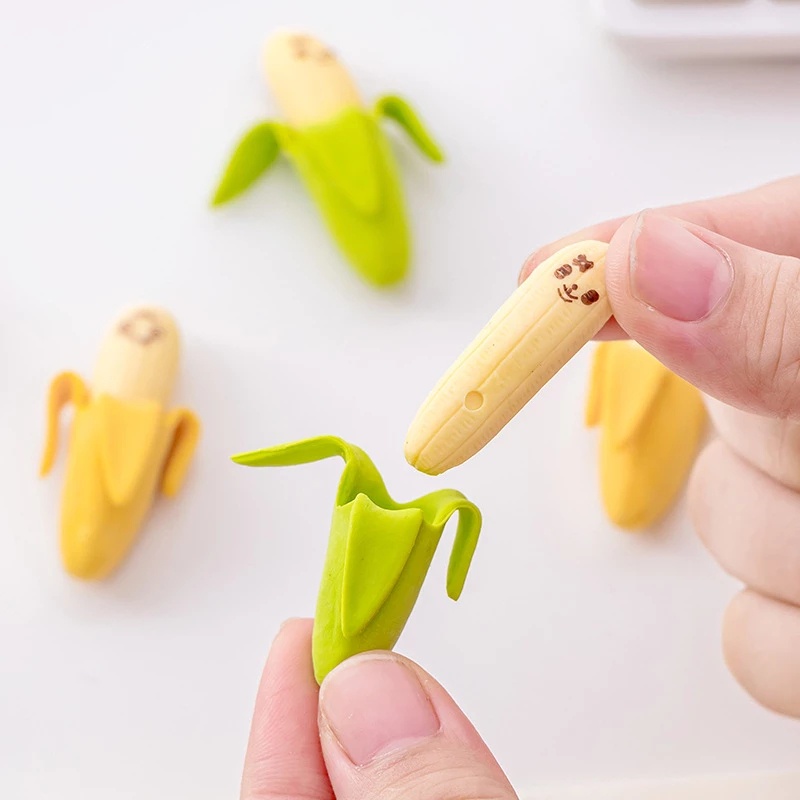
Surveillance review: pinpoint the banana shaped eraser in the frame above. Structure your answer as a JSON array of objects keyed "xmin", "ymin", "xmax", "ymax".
[
  {"xmin": 232, "ymin": 435, "xmax": 481, "ymax": 684},
  {"xmin": 211, "ymin": 30, "xmax": 444, "ymax": 288},
  {"xmin": 39, "ymin": 306, "xmax": 201, "ymax": 580},
  {"xmin": 586, "ymin": 341, "xmax": 707, "ymax": 530},
  {"xmin": 405, "ymin": 241, "xmax": 612, "ymax": 475}
]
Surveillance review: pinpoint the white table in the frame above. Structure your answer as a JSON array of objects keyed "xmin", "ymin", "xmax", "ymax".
[{"xmin": 2, "ymin": 1, "xmax": 800, "ymax": 796}]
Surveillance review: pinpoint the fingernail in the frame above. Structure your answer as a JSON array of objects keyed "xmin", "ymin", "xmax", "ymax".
[
  {"xmin": 277, "ymin": 617, "xmax": 302, "ymax": 634},
  {"xmin": 630, "ymin": 212, "xmax": 733, "ymax": 322},
  {"xmin": 320, "ymin": 655, "xmax": 440, "ymax": 766}
]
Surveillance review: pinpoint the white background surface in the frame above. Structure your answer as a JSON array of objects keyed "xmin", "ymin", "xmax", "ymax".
[{"xmin": 2, "ymin": 0, "xmax": 800, "ymax": 797}]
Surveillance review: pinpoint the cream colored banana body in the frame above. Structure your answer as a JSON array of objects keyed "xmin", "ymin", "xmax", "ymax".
[
  {"xmin": 263, "ymin": 31, "xmax": 363, "ymax": 126},
  {"xmin": 405, "ymin": 242, "xmax": 611, "ymax": 475}
]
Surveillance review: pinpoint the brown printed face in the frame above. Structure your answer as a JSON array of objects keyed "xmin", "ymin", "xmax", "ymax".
[
  {"xmin": 93, "ymin": 305, "xmax": 180, "ymax": 405},
  {"xmin": 263, "ymin": 31, "xmax": 363, "ymax": 126},
  {"xmin": 555, "ymin": 254, "xmax": 601, "ymax": 306},
  {"xmin": 288, "ymin": 34, "xmax": 336, "ymax": 63},
  {"xmin": 117, "ymin": 309, "xmax": 167, "ymax": 347}
]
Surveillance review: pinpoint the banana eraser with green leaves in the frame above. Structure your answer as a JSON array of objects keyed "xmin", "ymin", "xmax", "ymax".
[
  {"xmin": 586, "ymin": 341, "xmax": 707, "ymax": 530},
  {"xmin": 405, "ymin": 241, "xmax": 612, "ymax": 475},
  {"xmin": 40, "ymin": 306, "xmax": 201, "ymax": 580},
  {"xmin": 232, "ymin": 435, "xmax": 481, "ymax": 684},
  {"xmin": 212, "ymin": 30, "xmax": 445, "ymax": 288}
]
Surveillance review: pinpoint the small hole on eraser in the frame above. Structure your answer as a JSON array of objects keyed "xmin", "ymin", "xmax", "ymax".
[{"xmin": 464, "ymin": 391, "xmax": 484, "ymax": 411}]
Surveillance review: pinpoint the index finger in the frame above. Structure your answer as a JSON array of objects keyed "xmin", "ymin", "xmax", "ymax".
[{"xmin": 240, "ymin": 618, "xmax": 333, "ymax": 800}]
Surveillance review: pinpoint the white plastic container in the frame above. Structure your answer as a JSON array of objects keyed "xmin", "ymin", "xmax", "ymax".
[{"xmin": 592, "ymin": 0, "xmax": 800, "ymax": 59}]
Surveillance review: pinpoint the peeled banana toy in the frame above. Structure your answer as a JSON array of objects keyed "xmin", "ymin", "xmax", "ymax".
[
  {"xmin": 211, "ymin": 30, "xmax": 444, "ymax": 288},
  {"xmin": 232, "ymin": 435, "xmax": 481, "ymax": 683},
  {"xmin": 406, "ymin": 241, "xmax": 611, "ymax": 475},
  {"xmin": 586, "ymin": 341, "xmax": 707, "ymax": 530},
  {"xmin": 39, "ymin": 306, "xmax": 201, "ymax": 580}
]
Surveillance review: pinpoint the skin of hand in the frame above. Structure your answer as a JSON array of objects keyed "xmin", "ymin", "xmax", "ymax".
[
  {"xmin": 520, "ymin": 174, "xmax": 800, "ymax": 720},
  {"xmin": 240, "ymin": 618, "xmax": 518, "ymax": 800},
  {"xmin": 240, "ymin": 175, "xmax": 800, "ymax": 797}
]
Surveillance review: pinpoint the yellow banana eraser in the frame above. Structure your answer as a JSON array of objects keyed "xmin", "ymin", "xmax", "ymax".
[
  {"xmin": 586, "ymin": 340, "xmax": 707, "ymax": 530},
  {"xmin": 405, "ymin": 241, "xmax": 612, "ymax": 475},
  {"xmin": 39, "ymin": 306, "xmax": 201, "ymax": 580}
]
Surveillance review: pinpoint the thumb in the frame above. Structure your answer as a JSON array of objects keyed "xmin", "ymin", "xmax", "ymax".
[
  {"xmin": 317, "ymin": 652, "xmax": 517, "ymax": 800},
  {"xmin": 605, "ymin": 210, "xmax": 800, "ymax": 419}
]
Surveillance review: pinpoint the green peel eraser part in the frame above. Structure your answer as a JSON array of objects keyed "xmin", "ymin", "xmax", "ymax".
[
  {"xmin": 280, "ymin": 109, "xmax": 411, "ymax": 287},
  {"xmin": 374, "ymin": 94, "xmax": 445, "ymax": 163},
  {"xmin": 232, "ymin": 435, "xmax": 482, "ymax": 684},
  {"xmin": 211, "ymin": 121, "xmax": 281, "ymax": 207}
]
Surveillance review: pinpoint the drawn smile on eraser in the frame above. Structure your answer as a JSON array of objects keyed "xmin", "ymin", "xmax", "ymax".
[{"xmin": 404, "ymin": 241, "xmax": 611, "ymax": 475}]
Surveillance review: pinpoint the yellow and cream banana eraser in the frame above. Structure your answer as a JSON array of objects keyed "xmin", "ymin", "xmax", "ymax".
[
  {"xmin": 405, "ymin": 241, "xmax": 611, "ymax": 475},
  {"xmin": 586, "ymin": 340, "xmax": 707, "ymax": 530},
  {"xmin": 39, "ymin": 306, "xmax": 202, "ymax": 580}
]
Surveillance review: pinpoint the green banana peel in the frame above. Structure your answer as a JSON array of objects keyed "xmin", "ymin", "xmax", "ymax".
[
  {"xmin": 232, "ymin": 435, "xmax": 481, "ymax": 684},
  {"xmin": 212, "ymin": 97, "xmax": 444, "ymax": 288}
]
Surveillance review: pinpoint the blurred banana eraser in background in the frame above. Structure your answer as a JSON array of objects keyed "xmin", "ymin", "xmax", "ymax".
[
  {"xmin": 586, "ymin": 341, "xmax": 707, "ymax": 531},
  {"xmin": 211, "ymin": 29, "xmax": 445, "ymax": 289},
  {"xmin": 39, "ymin": 306, "xmax": 201, "ymax": 581},
  {"xmin": 405, "ymin": 241, "xmax": 611, "ymax": 475}
]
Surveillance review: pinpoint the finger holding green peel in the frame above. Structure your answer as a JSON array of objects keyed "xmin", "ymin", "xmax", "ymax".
[
  {"xmin": 212, "ymin": 31, "xmax": 444, "ymax": 288},
  {"xmin": 232, "ymin": 435, "xmax": 481, "ymax": 684}
]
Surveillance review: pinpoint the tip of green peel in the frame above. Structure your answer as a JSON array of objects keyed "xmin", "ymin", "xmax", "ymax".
[{"xmin": 210, "ymin": 187, "xmax": 232, "ymax": 208}]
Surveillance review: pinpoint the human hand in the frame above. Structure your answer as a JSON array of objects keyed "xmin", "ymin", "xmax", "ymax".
[
  {"xmin": 240, "ymin": 618, "xmax": 517, "ymax": 800},
  {"xmin": 521, "ymin": 175, "xmax": 800, "ymax": 719},
  {"xmin": 238, "ymin": 176, "xmax": 800, "ymax": 799}
]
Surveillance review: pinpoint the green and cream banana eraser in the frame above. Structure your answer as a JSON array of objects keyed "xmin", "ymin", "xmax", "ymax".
[
  {"xmin": 232, "ymin": 435, "xmax": 481, "ymax": 684},
  {"xmin": 212, "ymin": 30, "xmax": 444, "ymax": 288},
  {"xmin": 405, "ymin": 241, "xmax": 611, "ymax": 475}
]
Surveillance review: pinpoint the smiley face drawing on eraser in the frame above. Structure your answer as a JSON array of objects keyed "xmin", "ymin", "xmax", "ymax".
[
  {"xmin": 117, "ymin": 309, "xmax": 167, "ymax": 346},
  {"xmin": 404, "ymin": 241, "xmax": 612, "ymax": 476},
  {"xmin": 555, "ymin": 254, "xmax": 602, "ymax": 305},
  {"xmin": 286, "ymin": 33, "xmax": 336, "ymax": 63}
]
